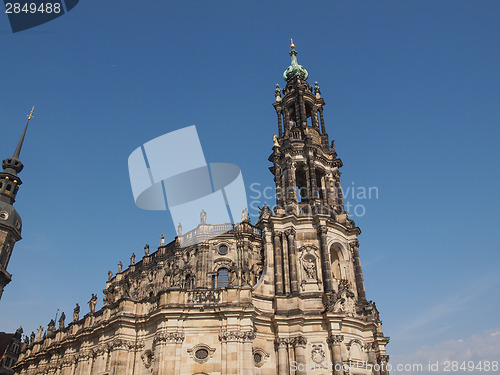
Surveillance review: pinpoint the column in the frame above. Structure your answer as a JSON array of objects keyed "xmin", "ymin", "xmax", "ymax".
[
  {"xmin": 293, "ymin": 336, "xmax": 307, "ymax": 375},
  {"xmin": 294, "ymin": 100, "xmax": 300, "ymax": 128},
  {"xmin": 309, "ymin": 161, "xmax": 318, "ymax": 200},
  {"xmin": 285, "ymin": 229, "xmax": 299, "ymax": 294},
  {"xmin": 303, "ymin": 164, "xmax": 312, "ymax": 203},
  {"xmin": 299, "ymin": 90, "xmax": 307, "ymax": 126},
  {"xmin": 196, "ymin": 244, "xmax": 208, "ymax": 288},
  {"xmin": 319, "ymin": 107, "xmax": 326, "ymax": 134},
  {"xmin": 312, "ymin": 106, "xmax": 320, "ymax": 128},
  {"xmin": 378, "ymin": 354, "xmax": 390, "ymax": 375},
  {"xmin": 281, "ymin": 231, "xmax": 290, "ymax": 294},
  {"xmin": 242, "ymin": 333, "xmax": 255, "ymax": 375},
  {"xmin": 327, "ymin": 335, "xmax": 344, "ymax": 375},
  {"xmin": 276, "ymin": 339, "xmax": 289, "ymax": 375},
  {"xmin": 350, "ymin": 241, "xmax": 367, "ymax": 302},
  {"xmin": 174, "ymin": 334, "xmax": 184, "ymax": 375},
  {"xmin": 284, "ymin": 108, "xmax": 291, "ymax": 131},
  {"xmin": 326, "ymin": 173, "xmax": 337, "ymax": 208},
  {"xmin": 277, "ymin": 110, "xmax": 283, "ymax": 137},
  {"xmin": 366, "ymin": 343, "xmax": 380, "ymax": 375},
  {"xmin": 273, "ymin": 232, "xmax": 284, "ymax": 295},
  {"xmin": 220, "ymin": 331, "xmax": 240, "ymax": 375},
  {"xmin": 275, "ymin": 165, "xmax": 284, "ymax": 209},
  {"xmin": 286, "ymin": 159, "xmax": 297, "ymax": 203},
  {"xmin": 318, "ymin": 226, "xmax": 334, "ymax": 293}
]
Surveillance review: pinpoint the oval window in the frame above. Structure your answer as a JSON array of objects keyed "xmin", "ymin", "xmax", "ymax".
[{"xmin": 218, "ymin": 245, "xmax": 228, "ymax": 255}]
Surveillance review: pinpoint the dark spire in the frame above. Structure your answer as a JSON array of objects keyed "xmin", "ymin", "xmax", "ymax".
[
  {"xmin": 2, "ymin": 106, "xmax": 34, "ymax": 175},
  {"xmin": 13, "ymin": 106, "xmax": 33, "ymax": 159}
]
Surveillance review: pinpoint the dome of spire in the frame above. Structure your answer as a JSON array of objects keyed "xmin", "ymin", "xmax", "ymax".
[{"xmin": 283, "ymin": 39, "xmax": 309, "ymax": 81}]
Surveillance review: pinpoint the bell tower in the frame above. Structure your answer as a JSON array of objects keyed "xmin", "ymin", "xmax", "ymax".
[
  {"xmin": 0, "ymin": 107, "xmax": 33, "ymax": 300},
  {"xmin": 271, "ymin": 39, "xmax": 346, "ymax": 220},
  {"xmin": 255, "ymin": 41, "xmax": 390, "ymax": 373}
]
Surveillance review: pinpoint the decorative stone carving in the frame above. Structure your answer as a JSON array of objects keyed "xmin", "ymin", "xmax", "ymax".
[
  {"xmin": 187, "ymin": 344, "xmax": 215, "ymax": 364},
  {"xmin": 273, "ymin": 134, "xmax": 280, "ymax": 147},
  {"xmin": 58, "ymin": 312, "xmax": 65, "ymax": 330},
  {"xmin": 299, "ymin": 245, "xmax": 321, "ymax": 291},
  {"xmin": 46, "ymin": 319, "xmax": 56, "ymax": 338},
  {"xmin": 311, "ymin": 344, "xmax": 326, "ymax": 364},
  {"xmin": 363, "ymin": 341, "xmax": 376, "ymax": 351},
  {"xmin": 327, "ymin": 335, "xmax": 344, "ymax": 346},
  {"xmin": 250, "ymin": 261, "xmax": 263, "ymax": 286},
  {"xmin": 302, "ymin": 256, "xmax": 317, "ymax": 279},
  {"xmin": 378, "ymin": 354, "xmax": 389, "ymax": 363},
  {"xmin": 241, "ymin": 207, "xmax": 249, "ymax": 221},
  {"xmin": 293, "ymin": 335, "xmax": 307, "ymax": 348},
  {"xmin": 200, "ymin": 209, "xmax": 207, "ymax": 224},
  {"xmin": 73, "ymin": 303, "xmax": 80, "ymax": 322},
  {"xmin": 153, "ymin": 332, "xmax": 185, "ymax": 345},
  {"xmin": 88, "ymin": 294, "xmax": 98, "ymax": 314},
  {"xmin": 275, "ymin": 337, "xmax": 289, "ymax": 349},
  {"xmin": 188, "ymin": 290, "xmax": 221, "ymax": 304},
  {"xmin": 36, "ymin": 326, "xmax": 43, "ymax": 341},
  {"xmin": 258, "ymin": 204, "xmax": 273, "ymax": 221},
  {"xmin": 323, "ymin": 279, "xmax": 356, "ymax": 315},
  {"xmin": 252, "ymin": 348, "xmax": 270, "ymax": 368},
  {"xmin": 213, "ymin": 258, "xmax": 236, "ymax": 272},
  {"xmin": 219, "ymin": 330, "xmax": 256, "ymax": 342},
  {"xmin": 110, "ymin": 338, "xmax": 137, "ymax": 350},
  {"xmin": 141, "ymin": 349, "xmax": 154, "ymax": 369}
]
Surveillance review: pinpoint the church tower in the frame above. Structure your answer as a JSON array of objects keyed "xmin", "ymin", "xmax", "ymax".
[
  {"xmin": 253, "ymin": 40, "xmax": 390, "ymax": 373},
  {"xmin": 0, "ymin": 107, "xmax": 33, "ymax": 300}
]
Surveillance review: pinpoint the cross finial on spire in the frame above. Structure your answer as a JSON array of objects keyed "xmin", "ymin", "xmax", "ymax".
[
  {"xmin": 13, "ymin": 106, "xmax": 34, "ymax": 159},
  {"xmin": 290, "ymin": 38, "xmax": 295, "ymax": 49},
  {"xmin": 27, "ymin": 106, "xmax": 34, "ymax": 121}
]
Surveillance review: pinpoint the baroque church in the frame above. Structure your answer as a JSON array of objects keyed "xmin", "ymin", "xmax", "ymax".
[{"xmin": 11, "ymin": 42, "xmax": 390, "ymax": 375}]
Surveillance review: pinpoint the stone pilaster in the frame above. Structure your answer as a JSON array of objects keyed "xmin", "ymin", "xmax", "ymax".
[
  {"xmin": 153, "ymin": 332, "xmax": 185, "ymax": 375},
  {"xmin": 273, "ymin": 232, "xmax": 284, "ymax": 295},
  {"xmin": 365, "ymin": 342, "xmax": 380, "ymax": 375},
  {"xmin": 276, "ymin": 338, "xmax": 289, "ymax": 375},
  {"xmin": 277, "ymin": 110, "xmax": 283, "ymax": 137},
  {"xmin": 285, "ymin": 158, "xmax": 297, "ymax": 205},
  {"xmin": 327, "ymin": 334, "xmax": 344, "ymax": 375},
  {"xmin": 350, "ymin": 241, "xmax": 367, "ymax": 302},
  {"xmin": 319, "ymin": 106, "xmax": 326, "ymax": 134},
  {"xmin": 309, "ymin": 160, "xmax": 318, "ymax": 200},
  {"xmin": 304, "ymin": 163, "xmax": 312, "ymax": 203},
  {"xmin": 285, "ymin": 229, "xmax": 299, "ymax": 294},
  {"xmin": 293, "ymin": 336, "xmax": 307, "ymax": 375},
  {"xmin": 318, "ymin": 226, "xmax": 334, "ymax": 293},
  {"xmin": 281, "ymin": 231, "xmax": 290, "ymax": 294},
  {"xmin": 219, "ymin": 330, "xmax": 255, "ymax": 375},
  {"xmin": 378, "ymin": 354, "xmax": 390, "ymax": 375}
]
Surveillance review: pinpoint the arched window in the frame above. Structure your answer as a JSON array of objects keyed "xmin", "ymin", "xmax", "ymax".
[
  {"xmin": 295, "ymin": 164, "xmax": 308, "ymax": 202},
  {"xmin": 217, "ymin": 268, "xmax": 229, "ymax": 288},
  {"xmin": 329, "ymin": 244, "xmax": 343, "ymax": 280}
]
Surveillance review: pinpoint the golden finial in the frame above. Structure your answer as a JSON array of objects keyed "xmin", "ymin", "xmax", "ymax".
[
  {"xmin": 27, "ymin": 106, "xmax": 34, "ymax": 121},
  {"xmin": 290, "ymin": 38, "xmax": 295, "ymax": 49}
]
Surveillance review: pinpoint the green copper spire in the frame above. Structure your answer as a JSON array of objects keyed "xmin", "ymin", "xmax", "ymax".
[{"xmin": 283, "ymin": 39, "xmax": 309, "ymax": 81}]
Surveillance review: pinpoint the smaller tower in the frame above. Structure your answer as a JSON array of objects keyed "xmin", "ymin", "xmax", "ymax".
[{"xmin": 0, "ymin": 107, "xmax": 34, "ymax": 300}]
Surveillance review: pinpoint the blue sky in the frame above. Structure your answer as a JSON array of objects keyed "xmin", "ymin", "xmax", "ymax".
[{"xmin": 1, "ymin": 0, "xmax": 499, "ymax": 366}]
